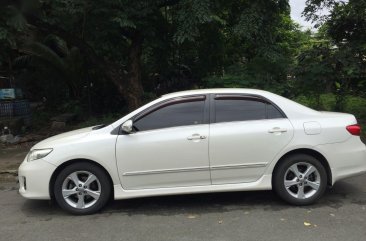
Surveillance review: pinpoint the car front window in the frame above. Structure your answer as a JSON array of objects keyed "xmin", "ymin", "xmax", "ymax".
[{"xmin": 134, "ymin": 98, "xmax": 205, "ymax": 131}]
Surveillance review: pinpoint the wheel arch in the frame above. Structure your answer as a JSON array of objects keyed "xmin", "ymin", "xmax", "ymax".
[
  {"xmin": 272, "ymin": 148, "xmax": 332, "ymax": 186},
  {"xmin": 49, "ymin": 158, "xmax": 114, "ymax": 200}
]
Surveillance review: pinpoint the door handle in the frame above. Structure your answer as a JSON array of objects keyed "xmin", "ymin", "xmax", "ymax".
[
  {"xmin": 187, "ymin": 134, "xmax": 206, "ymax": 140},
  {"xmin": 268, "ymin": 127, "xmax": 287, "ymax": 133}
]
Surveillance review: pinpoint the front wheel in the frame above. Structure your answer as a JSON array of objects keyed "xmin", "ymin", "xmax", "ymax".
[
  {"xmin": 273, "ymin": 154, "xmax": 327, "ymax": 205},
  {"xmin": 54, "ymin": 162, "xmax": 111, "ymax": 215}
]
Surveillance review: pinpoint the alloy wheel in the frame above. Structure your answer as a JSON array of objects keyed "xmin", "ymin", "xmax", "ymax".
[
  {"xmin": 61, "ymin": 171, "xmax": 101, "ymax": 209},
  {"xmin": 283, "ymin": 162, "xmax": 321, "ymax": 199}
]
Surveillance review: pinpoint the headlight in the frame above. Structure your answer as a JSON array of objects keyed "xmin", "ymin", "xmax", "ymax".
[{"xmin": 27, "ymin": 149, "xmax": 53, "ymax": 162}]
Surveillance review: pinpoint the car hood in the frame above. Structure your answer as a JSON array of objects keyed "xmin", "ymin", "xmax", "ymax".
[{"xmin": 32, "ymin": 126, "xmax": 95, "ymax": 150}]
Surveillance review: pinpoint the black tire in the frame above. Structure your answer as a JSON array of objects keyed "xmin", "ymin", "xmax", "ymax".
[
  {"xmin": 54, "ymin": 162, "xmax": 111, "ymax": 215},
  {"xmin": 273, "ymin": 154, "xmax": 327, "ymax": 205}
]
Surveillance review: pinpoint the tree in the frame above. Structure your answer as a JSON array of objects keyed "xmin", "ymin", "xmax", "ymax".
[
  {"xmin": 0, "ymin": 2, "xmax": 27, "ymax": 84},
  {"xmin": 14, "ymin": 36, "xmax": 85, "ymax": 99},
  {"xmin": 303, "ymin": 0, "xmax": 366, "ymax": 109},
  {"xmin": 2, "ymin": 0, "xmax": 294, "ymax": 111},
  {"xmin": 15, "ymin": 0, "xmax": 220, "ymax": 110}
]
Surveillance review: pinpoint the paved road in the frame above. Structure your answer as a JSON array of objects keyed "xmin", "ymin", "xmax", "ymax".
[{"xmin": 1, "ymin": 174, "xmax": 366, "ymax": 241}]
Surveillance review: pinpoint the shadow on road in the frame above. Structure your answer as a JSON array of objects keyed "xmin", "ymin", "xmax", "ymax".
[{"xmin": 20, "ymin": 175, "xmax": 366, "ymax": 217}]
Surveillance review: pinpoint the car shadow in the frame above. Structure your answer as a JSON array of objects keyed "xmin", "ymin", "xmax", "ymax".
[{"xmin": 21, "ymin": 175, "xmax": 366, "ymax": 217}]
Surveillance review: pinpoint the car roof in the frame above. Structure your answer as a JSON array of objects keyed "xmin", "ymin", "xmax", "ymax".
[{"xmin": 162, "ymin": 88, "xmax": 270, "ymax": 98}]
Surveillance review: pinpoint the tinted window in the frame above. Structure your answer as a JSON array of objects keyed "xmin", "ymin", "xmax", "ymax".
[
  {"xmin": 214, "ymin": 98, "xmax": 285, "ymax": 123},
  {"xmin": 134, "ymin": 100, "xmax": 205, "ymax": 131},
  {"xmin": 267, "ymin": 103, "xmax": 284, "ymax": 119},
  {"xmin": 215, "ymin": 99, "xmax": 266, "ymax": 123}
]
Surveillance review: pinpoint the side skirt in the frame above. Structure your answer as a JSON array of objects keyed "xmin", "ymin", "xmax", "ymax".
[{"xmin": 113, "ymin": 174, "xmax": 272, "ymax": 200}]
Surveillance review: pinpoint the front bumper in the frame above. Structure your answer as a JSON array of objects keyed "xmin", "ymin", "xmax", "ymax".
[{"xmin": 18, "ymin": 158, "xmax": 57, "ymax": 200}]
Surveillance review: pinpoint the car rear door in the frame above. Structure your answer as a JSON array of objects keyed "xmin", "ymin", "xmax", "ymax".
[{"xmin": 209, "ymin": 94, "xmax": 294, "ymax": 184}]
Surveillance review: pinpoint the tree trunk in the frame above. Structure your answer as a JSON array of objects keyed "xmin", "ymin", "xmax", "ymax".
[
  {"xmin": 125, "ymin": 33, "xmax": 144, "ymax": 111},
  {"xmin": 26, "ymin": 15, "xmax": 144, "ymax": 111},
  {"xmin": 106, "ymin": 33, "xmax": 144, "ymax": 111}
]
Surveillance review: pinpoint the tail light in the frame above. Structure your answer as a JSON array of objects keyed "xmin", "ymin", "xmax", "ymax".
[{"xmin": 346, "ymin": 124, "xmax": 361, "ymax": 136}]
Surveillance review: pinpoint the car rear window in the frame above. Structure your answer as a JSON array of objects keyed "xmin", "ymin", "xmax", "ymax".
[{"xmin": 214, "ymin": 97, "xmax": 284, "ymax": 123}]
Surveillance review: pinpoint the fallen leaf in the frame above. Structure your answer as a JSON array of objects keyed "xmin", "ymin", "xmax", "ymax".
[
  {"xmin": 187, "ymin": 214, "xmax": 197, "ymax": 219},
  {"xmin": 307, "ymin": 210, "xmax": 312, "ymax": 213},
  {"xmin": 218, "ymin": 220, "xmax": 223, "ymax": 224},
  {"xmin": 314, "ymin": 224, "xmax": 318, "ymax": 227},
  {"xmin": 330, "ymin": 213, "xmax": 335, "ymax": 217},
  {"xmin": 304, "ymin": 221, "xmax": 311, "ymax": 227},
  {"xmin": 244, "ymin": 211, "xmax": 250, "ymax": 215},
  {"xmin": 280, "ymin": 218, "xmax": 286, "ymax": 221}
]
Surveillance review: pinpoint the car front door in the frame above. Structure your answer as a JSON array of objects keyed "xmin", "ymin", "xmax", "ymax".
[
  {"xmin": 116, "ymin": 95, "xmax": 211, "ymax": 190},
  {"xmin": 209, "ymin": 94, "xmax": 294, "ymax": 184}
]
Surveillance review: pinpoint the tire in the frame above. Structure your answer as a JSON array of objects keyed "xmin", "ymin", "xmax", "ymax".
[
  {"xmin": 273, "ymin": 154, "xmax": 327, "ymax": 205},
  {"xmin": 54, "ymin": 162, "xmax": 111, "ymax": 215}
]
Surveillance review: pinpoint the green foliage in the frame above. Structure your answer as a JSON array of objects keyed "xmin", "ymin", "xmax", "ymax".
[
  {"xmin": 174, "ymin": 0, "xmax": 214, "ymax": 43},
  {"xmin": 202, "ymin": 10, "xmax": 305, "ymax": 97},
  {"xmin": 295, "ymin": 93, "xmax": 366, "ymax": 139},
  {"xmin": 0, "ymin": 0, "xmax": 365, "ymax": 131},
  {"xmin": 14, "ymin": 35, "xmax": 86, "ymax": 101},
  {"xmin": 203, "ymin": 73, "xmax": 255, "ymax": 88},
  {"xmin": 295, "ymin": 93, "xmax": 366, "ymax": 121},
  {"xmin": 0, "ymin": 5, "xmax": 27, "ymax": 65},
  {"xmin": 296, "ymin": 0, "xmax": 366, "ymax": 111}
]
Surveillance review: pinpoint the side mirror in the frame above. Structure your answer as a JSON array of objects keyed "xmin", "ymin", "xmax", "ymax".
[{"xmin": 121, "ymin": 120, "xmax": 134, "ymax": 134}]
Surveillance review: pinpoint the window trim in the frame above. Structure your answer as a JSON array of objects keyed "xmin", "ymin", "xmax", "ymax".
[
  {"xmin": 134, "ymin": 95, "xmax": 206, "ymax": 122},
  {"xmin": 210, "ymin": 93, "xmax": 286, "ymax": 124},
  {"xmin": 112, "ymin": 93, "xmax": 286, "ymax": 135},
  {"xmin": 214, "ymin": 94, "xmax": 267, "ymax": 102},
  {"xmin": 121, "ymin": 95, "xmax": 209, "ymax": 134}
]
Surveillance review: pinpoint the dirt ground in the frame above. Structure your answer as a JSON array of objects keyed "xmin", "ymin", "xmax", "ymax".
[{"xmin": 0, "ymin": 144, "xmax": 31, "ymax": 182}]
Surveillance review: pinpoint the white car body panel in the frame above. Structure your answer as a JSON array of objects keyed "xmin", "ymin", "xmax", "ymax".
[
  {"xmin": 28, "ymin": 125, "xmax": 121, "ymax": 185},
  {"xmin": 209, "ymin": 118, "xmax": 294, "ymax": 184},
  {"xmin": 18, "ymin": 88, "xmax": 366, "ymax": 201},
  {"xmin": 116, "ymin": 124, "xmax": 211, "ymax": 189}
]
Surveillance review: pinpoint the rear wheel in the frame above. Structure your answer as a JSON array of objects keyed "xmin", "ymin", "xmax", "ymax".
[
  {"xmin": 273, "ymin": 154, "xmax": 327, "ymax": 205},
  {"xmin": 54, "ymin": 162, "xmax": 111, "ymax": 215}
]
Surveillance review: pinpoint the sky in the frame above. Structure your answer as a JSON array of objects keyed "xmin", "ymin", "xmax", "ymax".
[{"xmin": 289, "ymin": 0, "xmax": 313, "ymax": 29}]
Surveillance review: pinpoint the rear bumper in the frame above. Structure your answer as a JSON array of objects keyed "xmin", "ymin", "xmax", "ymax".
[
  {"xmin": 317, "ymin": 137, "xmax": 366, "ymax": 185},
  {"xmin": 18, "ymin": 158, "xmax": 56, "ymax": 200}
]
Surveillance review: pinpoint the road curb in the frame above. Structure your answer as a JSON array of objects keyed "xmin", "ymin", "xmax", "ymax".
[
  {"xmin": 0, "ymin": 170, "xmax": 18, "ymax": 183},
  {"xmin": 0, "ymin": 170, "xmax": 17, "ymax": 175}
]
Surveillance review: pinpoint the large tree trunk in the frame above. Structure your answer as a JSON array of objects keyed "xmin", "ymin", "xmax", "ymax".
[
  {"xmin": 105, "ymin": 33, "xmax": 144, "ymax": 111},
  {"xmin": 125, "ymin": 33, "xmax": 144, "ymax": 111},
  {"xmin": 26, "ymin": 15, "xmax": 144, "ymax": 111}
]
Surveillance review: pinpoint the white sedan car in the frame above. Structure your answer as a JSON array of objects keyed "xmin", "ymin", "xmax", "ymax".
[{"xmin": 18, "ymin": 89, "xmax": 366, "ymax": 214}]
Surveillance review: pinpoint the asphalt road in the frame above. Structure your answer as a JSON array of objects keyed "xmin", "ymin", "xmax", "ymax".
[{"xmin": 1, "ymin": 174, "xmax": 366, "ymax": 241}]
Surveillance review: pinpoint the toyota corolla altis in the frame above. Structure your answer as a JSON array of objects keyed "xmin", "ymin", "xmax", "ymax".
[{"xmin": 18, "ymin": 89, "xmax": 366, "ymax": 214}]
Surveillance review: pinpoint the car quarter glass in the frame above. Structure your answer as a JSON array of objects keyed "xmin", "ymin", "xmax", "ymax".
[{"xmin": 267, "ymin": 103, "xmax": 285, "ymax": 119}]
